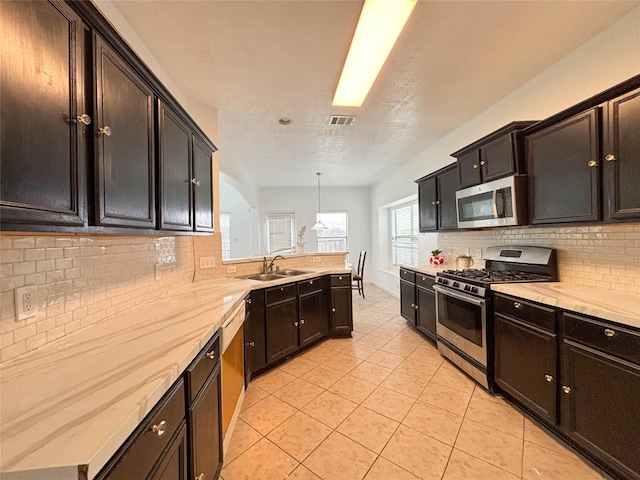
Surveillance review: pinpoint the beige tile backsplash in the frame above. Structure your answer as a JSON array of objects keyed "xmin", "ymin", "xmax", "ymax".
[
  {"xmin": 0, "ymin": 232, "xmax": 347, "ymax": 363},
  {"xmin": 436, "ymin": 222, "xmax": 640, "ymax": 295}
]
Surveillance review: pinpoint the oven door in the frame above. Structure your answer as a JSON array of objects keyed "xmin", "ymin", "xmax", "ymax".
[{"xmin": 434, "ymin": 285, "xmax": 487, "ymax": 367}]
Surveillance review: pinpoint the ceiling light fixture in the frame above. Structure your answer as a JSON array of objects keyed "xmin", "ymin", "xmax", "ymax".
[
  {"xmin": 311, "ymin": 172, "xmax": 328, "ymax": 231},
  {"xmin": 332, "ymin": 0, "xmax": 417, "ymax": 107}
]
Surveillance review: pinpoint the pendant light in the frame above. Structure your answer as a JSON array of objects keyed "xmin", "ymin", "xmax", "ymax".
[{"xmin": 311, "ymin": 172, "xmax": 328, "ymax": 231}]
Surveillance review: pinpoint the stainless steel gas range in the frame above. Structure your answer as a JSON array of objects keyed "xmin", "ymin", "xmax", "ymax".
[{"xmin": 434, "ymin": 246, "xmax": 558, "ymax": 390}]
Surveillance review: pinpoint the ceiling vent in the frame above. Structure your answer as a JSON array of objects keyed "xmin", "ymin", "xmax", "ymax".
[{"xmin": 329, "ymin": 115, "xmax": 356, "ymax": 126}]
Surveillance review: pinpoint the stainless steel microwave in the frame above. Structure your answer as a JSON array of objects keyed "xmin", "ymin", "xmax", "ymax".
[{"xmin": 456, "ymin": 175, "xmax": 527, "ymax": 228}]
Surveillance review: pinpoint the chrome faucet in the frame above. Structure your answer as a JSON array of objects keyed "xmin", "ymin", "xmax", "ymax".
[{"xmin": 264, "ymin": 255, "xmax": 285, "ymax": 273}]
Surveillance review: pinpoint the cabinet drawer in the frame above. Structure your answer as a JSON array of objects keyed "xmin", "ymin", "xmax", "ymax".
[
  {"xmin": 185, "ymin": 333, "xmax": 220, "ymax": 404},
  {"xmin": 563, "ymin": 313, "xmax": 640, "ymax": 365},
  {"xmin": 399, "ymin": 268, "xmax": 416, "ymax": 283},
  {"xmin": 265, "ymin": 283, "xmax": 297, "ymax": 304},
  {"xmin": 330, "ymin": 274, "xmax": 351, "ymax": 287},
  {"xmin": 494, "ymin": 294, "xmax": 556, "ymax": 333},
  {"xmin": 298, "ymin": 277, "xmax": 323, "ymax": 296},
  {"xmin": 98, "ymin": 379, "xmax": 186, "ymax": 480},
  {"xmin": 416, "ymin": 273, "xmax": 435, "ymax": 290}
]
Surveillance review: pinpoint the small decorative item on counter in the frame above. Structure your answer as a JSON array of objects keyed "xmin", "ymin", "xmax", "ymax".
[
  {"xmin": 455, "ymin": 254, "xmax": 474, "ymax": 270},
  {"xmin": 297, "ymin": 226, "xmax": 306, "ymax": 253},
  {"xmin": 429, "ymin": 249, "xmax": 445, "ymax": 265}
]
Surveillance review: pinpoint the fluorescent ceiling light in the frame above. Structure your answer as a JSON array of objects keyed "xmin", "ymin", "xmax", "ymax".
[{"xmin": 332, "ymin": 0, "xmax": 417, "ymax": 107}]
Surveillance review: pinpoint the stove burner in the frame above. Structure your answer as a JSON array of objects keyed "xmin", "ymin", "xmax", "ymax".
[{"xmin": 441, "ymin": 268, "xmax": 549, "ymax": 283}]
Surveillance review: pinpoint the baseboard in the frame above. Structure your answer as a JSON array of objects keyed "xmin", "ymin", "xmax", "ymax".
[{"xmin": 371, "ymin": 281, "xmax": 399, "ymax": 298}]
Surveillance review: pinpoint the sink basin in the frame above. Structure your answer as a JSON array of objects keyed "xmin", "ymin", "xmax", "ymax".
[
  {"xmin": 274, "ymin": 269, "xmax": 311, "ymax": 276},
  {"xmin": 245, "ymin": 273, "xmax": 281, "ymax": 281}
]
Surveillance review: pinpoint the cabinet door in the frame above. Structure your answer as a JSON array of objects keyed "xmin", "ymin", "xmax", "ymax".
[
  {"xmin": 527, "ymin": 108, "xmax": 600, "ymax": 224},
  {"xmin": 193, "ymin": 136, "xmax": 214, "ymax": 232},
  {"xmin": 299, "ymin": 289, "xmax": 328, "ymax": 347},
  {"xmin": 457, "ymin": 151, "xmax": 482, "ymax": 188},
  {"xmin": 437, "ymin": 166, "xmax": 459, "ymax": 230},
  {"xmin": 189, "ymin": 366, "xmax": 223, "ymax": 480},
  {"xmin": 603, "ymin": 87, "xmax": 640, "ymax": 221},
  {"xmin": 480, "ymin": 134, "xmax": 515, "ymax": 182},
  {"xmin": 494, "ymin": 314, "xmax": 557, "ymax": 424},
  {"xmin": 561, "ymin": 340, "xmax": 640, "ymax": 480},
  {"xmin": 400, "ymin": 280, "xmax": 417, "ymax": 326},
  {"xmin": 330, "ymin": 286, "xmax": 353, "ymax": 337},
  {"xmin": 418, "ymin": 177, "xmax": 437, "ymax": 232},
  {"xmin": 158, "ymin": 102, "xmax": 192, "ymax": 231},
  {"xmin": 416, "ymin": 286, "xmax": 436, "ymax": 342},
  {"xmin": 94, "ymin": 34, "xmax": 155, "ymax": 228},
  {"xmin": 245, "ymin": 291, "xmax": 266, "ymax": 380},
  {"xmin": 0, "ymin": 0, "xmax": 87, "ymax": 227},
  {"xmin": 266, "ymin": 298, "xmax": 298, "ymax": 364},
  {"xmin": 150, "ymin": 423, "xmax": 188, "ymax": 480}
]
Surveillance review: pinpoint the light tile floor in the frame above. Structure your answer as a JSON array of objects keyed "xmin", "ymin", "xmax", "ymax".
[{"xmin": 221, "ymin": 285, "xmax": 606, "ymax": 480}]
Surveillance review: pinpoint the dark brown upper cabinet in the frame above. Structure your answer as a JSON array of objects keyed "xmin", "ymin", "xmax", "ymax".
[
  {"xmin": 603, "ymin": 86, "xmax": 640, "ymax": 221},
  {"xmin": 93, "ymin": 34, "xmax": 155, "ymax": 229},
  {"xmin": 526, "ymin": 109, "xmax": 601, "ymax": 225},
  {"xmin": 193, "ymin": 136, "xmax": 215, "ymax": 232},
  {"xmin": 452, "ymin": 122, "xmax": 536, "ymax": 189},
  {"xmin": 416, "ymin": 163, "xmax": 459, "ymax": 232},
  {"xmin": 0, "ymin": 0, "xmax": 87, "ymax": 228}
]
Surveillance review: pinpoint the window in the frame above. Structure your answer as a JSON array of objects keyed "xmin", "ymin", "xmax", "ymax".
[
  {"xmin": 391, "ymin": 202, "xmax": 418, "ymax": 265},
  {"xmin": 316, "ymin": 212, "xmax": 348, "ymax": 252},
  {"xmin": 220, "ymin": 213, "xmax": 231, "ymax": 260},
  {"xmin": 265, "ymin": 213, "xmax": 295, "ymax": 254}
]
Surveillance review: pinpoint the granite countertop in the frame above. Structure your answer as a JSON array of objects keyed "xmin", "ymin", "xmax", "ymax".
[
  {"xmin": 0, "ymin": 267, "xmax": 350, "ymax": 480},
  {"xmin": 491, "ymin": 283, "xmax": 640, "ymax": 330}
]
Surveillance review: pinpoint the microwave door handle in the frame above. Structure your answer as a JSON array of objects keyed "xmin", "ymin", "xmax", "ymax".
[{"xmin": 492, "ymin": 189, "xmax": 499, "ymax": 218}]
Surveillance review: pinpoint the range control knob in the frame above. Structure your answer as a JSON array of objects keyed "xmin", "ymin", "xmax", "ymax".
[
  {"xmin": 471, "ymin": 286, "xmax": 477, "ymax": 293},
  {"xmin": 452, "ymin": 282, "xmax": 459, "ymax": 288}
]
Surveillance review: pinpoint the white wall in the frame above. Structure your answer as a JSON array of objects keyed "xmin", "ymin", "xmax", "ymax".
[
  {"xmin": 258, "ymin": 186, "xmax": 371, "ymax": 263},
  {"xmin": 370, "ymin": 6, "xmax": 640, "ymax": 295},
  {"xmin": 219, "ymin": 178, "xmax": 258, "ymax": 259}
]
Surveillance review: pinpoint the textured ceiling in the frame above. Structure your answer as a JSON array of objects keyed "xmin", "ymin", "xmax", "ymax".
[{"xmin": 110, "ymin": 0, "xmax": 638, "ymax": 187}]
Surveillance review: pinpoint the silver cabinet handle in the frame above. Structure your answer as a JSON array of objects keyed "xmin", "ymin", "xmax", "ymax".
[
  {"xmin": 76, "ymin": 113, "xmax": 91, "ymax": 125},
  {"xmin": 545, "ymin": 375, "xmax": 553, "ymax": 382},
  {"xmin": 604, "ymin": 328, "xmax": 615, "ymax": 337},
  {"xmin": 513, "ymin": 302, "xmax": 521, "ymax": 309},
  {"xmin": 605, "ymin": 154, "xmax": 616, "ymax": 162},
  {"xmin": 562, "ymin": 386, "xmax": 571, "ymax": 394},
  {"xmin": 205, "ymin": 350, "xmax": 216, "ymax": 359},
  {"xmin": 191, "ymin": 178, "xmax": 201, "ymax": 186},
  {"xmin": 151, "ymin": 420, "xmax": 167, "ymax": 436},
  {"xmin": 99, "ymin": 126, "xmax": 112, "ymax": 136}
]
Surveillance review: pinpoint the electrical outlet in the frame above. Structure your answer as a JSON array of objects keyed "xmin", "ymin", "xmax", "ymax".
[
  {"xmin": 226, "ymin": 265, "xmax": 237, "ymax": 274},
  {"xmin": 200, "ymin": 256, "xmax": 216, "ymax": 269},
  {"xmin": 15, "ymin": 285, "xmax": 38, "ymax": 321},
  {"xmin": 312, "ymin": 256, "xmax": 321, "ymax": 263}
]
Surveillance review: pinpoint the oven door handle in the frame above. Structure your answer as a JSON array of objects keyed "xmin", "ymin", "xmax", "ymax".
[{"xmin": 434, "ymin": 285, "xmax": 486, "ymax": 307}]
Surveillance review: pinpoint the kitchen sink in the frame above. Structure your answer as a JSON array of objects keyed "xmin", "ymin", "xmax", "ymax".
[
  {"xmin": 242, "ymin": 269, "xmax": 311, "ymax": 282},
  {"xmin": 274, "ymin": 269, "xmax": 311, "ymax": 276}
]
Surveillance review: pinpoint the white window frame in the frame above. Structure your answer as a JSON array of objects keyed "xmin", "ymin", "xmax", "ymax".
[
  {"xmin": 264, "ymin": 212, "xmax": 295, "ymax": 254},
  {"xmin": 220, "ymin": 212, "xmax": 231, "ymax": 260},
  {"xmin": 316, "ymin": 211, "xmax": 349, "ymax": 253},
  {"xmin": 391, "ymin": 202, "xmax": 419, "ymax": 266}
]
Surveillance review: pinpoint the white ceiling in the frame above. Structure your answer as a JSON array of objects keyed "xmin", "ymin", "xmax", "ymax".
[{"xmin": 111, "ymin": 0, "xmax": 638, "ymax": 188}]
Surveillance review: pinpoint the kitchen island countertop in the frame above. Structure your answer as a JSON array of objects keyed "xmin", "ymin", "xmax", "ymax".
[{"xmin": 0, "ymin": 267, "xmax": 350, "ymax": 480}]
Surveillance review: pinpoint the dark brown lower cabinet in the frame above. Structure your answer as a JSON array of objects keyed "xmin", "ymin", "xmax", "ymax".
[
  {"xmin": 188, "ymin": 363, "xmax": 223, "ymax": 480},
  {"xmin": 330, "ymin": 274, "xmax": 353, "ymax": 337},
  {"xmin": 400, "ymin": 279, "xmax": 417, "ymax": 327},
  {"xmin": 416, "ymin": 284, "xmax": 436, "ymax": 342},
  {"xmin": 245, "ymin": 291, "xmax": 266, "ymax": 381},
  {"xmin": 494, "ymin": 313, "xmax": 557, "ymax": 423},
  {"xmin": 299, "ymin": 281, "xmax": 328, "ymax": 347},
  {"xmin": 265, "ymin": 295, "xmax": 298, "ymax": 364},
  {"xmin": 151, "ymin": 424, "xmax": 188, "ymax": 480}
]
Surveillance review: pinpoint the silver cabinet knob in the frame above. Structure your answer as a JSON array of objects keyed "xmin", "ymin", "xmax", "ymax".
[
  {"xmin": 422, "ymin": 277, "xmax": 426, "ymax": 281},
  {"xmin": 76, "ymin": 113, "xmax": 91, "ymax": 125},
  {"xmin": 410, "ymin": 303, "xmax": 415, "ymax": 308},
  {"xmin": 280, "ymin": 287, "xmax": 284, "ymax": 291},
  {"xmin": 300, "ymin": 319, "xmax": 305, "ymax": 325},
  {"xmin": 294, "ymin": 322, "xmax": 299, "ymax": 327},
  {"xmin": 545, "ymin": 374, "xmax": 553, "ymax": 382},
  {"xmin": 338, "ymin": 276, "xmax": 343, "ymax": 280},
  {"xmin": 604, "ymin": 328, "xmax": 616, "ymax": 337},
  {"xmin": 588, "ymin": 160, "xmax": 597, "ymax": 167},
  {"xmin": 99, "ymin": 126, "xmax": 112, "ymax": 136},
  {"xmin": 605, "ymin": 153, "xmax": 616, "ymax": 162},
  {"xmin": 205, "ymin": 350, "xmax": 216, "ymax": 359},
  {"xmin": 414, "ymin": 305, "xmax": 419, "ymax": 310},
  {"xmin": 473, "ymin": 163, "xmax": 478, "ymax": 169},
  {"xmin": 248, "ymin": 341, "xmax": 255, "ymax": 347},
  {"xmin": 151, "ymin": 420, "xmax": 167, "ymax": 436},
  {"xmin": 196, "ymin": 473, "xmax": 205, "ymax": 480},
  {"xmin": 309, "ymin": 280, "xmax": 313, "ymax": 285},
  {"xmin": 480, "ymin": 160, "xmax": 486, "ymax": 166},
  {"xmin": 246, "ymin": 298, "xmax": 252, "ymax": 304},
  {"xmin": 513, "ymin": 302, "xmax": 521, "ymax": 309},
  {"xmin": 332, "ymin": 308, "xmax": 336, "ymax": 312},
  {"xmin": 562, "ymin": 386, "xmax": 571, "ymax": 394},
  {"xmin": 191, "ymin": 178, "xmax": 201, "ymax": 186}
]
